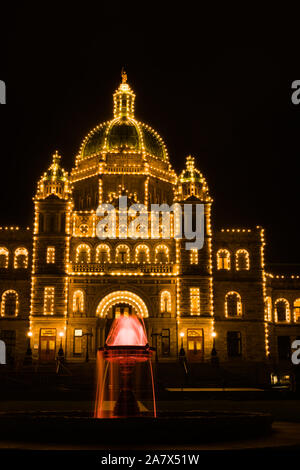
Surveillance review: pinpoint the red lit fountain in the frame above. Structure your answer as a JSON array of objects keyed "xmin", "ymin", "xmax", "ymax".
[
  {"xmin": 0, "ymin": 313, "xmax": 273, "ymax": 446},
  {"xmin": 94, "ymin": 313, "xmax": 156, "ymax": 418}
]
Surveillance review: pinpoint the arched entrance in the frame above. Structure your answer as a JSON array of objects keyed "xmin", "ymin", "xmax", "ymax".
[
  {"xmin": 96, "ymin": 291, "xmax": 149, "ymax": 346},
  {"xmin": 96, "ymin": 291, "xmax": 149, "ymax": 318}
]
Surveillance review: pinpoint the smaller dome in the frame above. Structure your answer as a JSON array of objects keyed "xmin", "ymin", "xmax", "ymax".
[
  {"xmin": 36, "ymin": 152, "xmax": 71, "ymax": 200},
  {"xmin": 179, "ymin": 156, "xmax": 203, "ymax": 183},
  {"xmin": 178, "ymin": 155, "xmax": 211, "ymax": 202},
  {"xmin": 43, "ymin": 152, "xmax": 68, "ymax": 182}
]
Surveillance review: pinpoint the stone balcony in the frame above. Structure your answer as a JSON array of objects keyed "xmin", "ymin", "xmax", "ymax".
[{"xmin": 70, "ymin": 262, "xmax": 178, "ymax": 275}]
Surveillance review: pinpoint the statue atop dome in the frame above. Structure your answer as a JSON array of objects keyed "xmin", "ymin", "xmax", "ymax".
[{"xmin": 121, "ymin": 67, "xmax": 127, "ymax": 84}]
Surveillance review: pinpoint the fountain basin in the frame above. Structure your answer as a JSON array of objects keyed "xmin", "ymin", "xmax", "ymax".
[{"xmin": 0, "ymin": 410, "xmax": 273, "ymax": 444}]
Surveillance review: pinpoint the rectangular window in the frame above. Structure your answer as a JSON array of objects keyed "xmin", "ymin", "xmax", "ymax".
[
  {"xmin": 74, "ymin": 329, "xmax": 83, "ymax": 355},
  {"xmin": 190, "ymin": 249, "xmax": 198, "ymax": 265},
  {"xmin": 190, "ymin": 288, "xmax": 200, "ymax": 315},
  {"xmin": 227, "ymin": 331, "xmax": 242, "ymax": 357},
  {"xmin": 43, "ymin": 287, "xmax": 55, "ymax": 315},
  {"xmin": 161, "ymin": 329, "xmax": 170, "ymax": 356},
  {"xmin": 46, "ymin": 247, "xmax": 55, "ymax": 264},
  {"xmin": 277, "ymin": 336, "xmax": 290, "ymax": 360}
]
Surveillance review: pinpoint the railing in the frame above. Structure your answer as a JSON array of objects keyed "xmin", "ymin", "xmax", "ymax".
[{"xmin": 70, "ymin": 263, "xmax": 177, "ymax": 274}]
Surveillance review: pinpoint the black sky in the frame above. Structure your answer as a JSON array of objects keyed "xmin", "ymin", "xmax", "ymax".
[{"xmin": 1, "ymin": 4, "xmax": 300, "ymax": 265}]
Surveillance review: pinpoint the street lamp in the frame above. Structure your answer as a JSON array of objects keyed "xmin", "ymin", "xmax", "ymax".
[
  {"xmin": 23, "ymin": 331, "xmax": 33, "ymax": 365},
  {"xmin": 179, "ymin": 332, "xmax": 188, "ymax": 385},
  {"xmin": 211, "ymin": 331, "xmax": 219, "ymax": 364},
  {"xmin": 179, "ymin": 332, "xmax": 185, "ymax": 358},
  {"xmin": 57, "ymin": 331, "xmax": 65, "ymax": 363}
]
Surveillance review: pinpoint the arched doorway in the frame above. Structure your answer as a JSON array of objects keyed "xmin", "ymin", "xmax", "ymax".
[{"xmin": 96, "ymin": 291, "xmax": 149, "ymax": 346}]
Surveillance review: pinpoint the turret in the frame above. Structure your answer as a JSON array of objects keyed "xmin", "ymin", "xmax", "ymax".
[{"xmin": 31, "ymin": 152, "xmax": 72, "ymax": 320}]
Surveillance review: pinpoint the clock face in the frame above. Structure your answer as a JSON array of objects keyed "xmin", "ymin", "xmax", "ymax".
[{"xmin": 79, "ymin": 224, "xmax": 89, "ymax": 234}]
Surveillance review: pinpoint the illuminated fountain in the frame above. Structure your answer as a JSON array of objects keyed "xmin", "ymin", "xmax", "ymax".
[
  {"xmin": 94, "ymin": 313, "xmax": 156, "ymax": 418},
  {"xmin": 0, "ymin": 311, "xmax": 273, "ymax": 446}
]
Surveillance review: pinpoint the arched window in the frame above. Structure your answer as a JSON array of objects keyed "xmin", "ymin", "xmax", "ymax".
[
  {"xmin": 135, "ymin": 244, "xmax": 150, "ymax": 263},
  {"xmin": 294, "ymin": 299, "xmax": 300, "ymax": 322},
  {"xmin": 0, "ymin": 247, "xmax": 9, "ymax": 268},
  {"xmin": 73, "ymin": 290, "xmax": 84, "ymax": 313},
  {"xmin": 235, "ymin": 249, "xmax": 250, "ymax": 270},
  {"xmin": 217, "ymin": 249, "xmax": 230, "ymax": 270},
  {"xmin": 160, "ymin": 290, "xmax": 171, "ymax": 314},
  {"xmin": 155, "ymin": 244, "xmax": 169, "ymax": 263},
  {"xmin": 115, "ymin": 244, "xmax": 130, "ymax": 263},
  {"xmin": 14, "ymin": 247, "xmax": 28, "ymax": 269},
  {"xmin": 275, "ymin": 298, "xmax": 290, "ymax": 322},
  {"xmin": 1, "ymin": 290, "xmax": 18, "ymax": 317},
  {"xmin": 96, "ymin": 244, "xmax": 111, "ymax": 263},
  {"xmin": 76, "ymin": 244, "xmax": 91, "ymax": 263},
  {"xmin": 225, "ymin": 292, "xmax": 242, "ymax": 317},
  {"xmin": 265, "ymin": 296, "xmax": 272, "ymax": 321}
]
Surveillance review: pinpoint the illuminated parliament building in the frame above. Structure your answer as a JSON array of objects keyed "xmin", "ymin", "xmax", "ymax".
[{"xmin": 1, "ymin": 72, "xmax": 299, "ymax": 384}]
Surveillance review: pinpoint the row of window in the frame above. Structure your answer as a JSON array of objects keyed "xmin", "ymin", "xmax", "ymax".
[
  {"xmin": 265, "ymin": 297, "xmax": 300, "ymax": 323},
  {"xmin": 0, "ymin": 245, "xmax": 253, "ymax": 270},
  {"xmin": 226, "ymin": 293, "xmax": 300, "ymax": 322},
  {"xmin": 41, "ymin": 327, "xmax": 242, "ymax": 359},
  {"xmin": 72, "ymin": 289, "xmax": 173, "ymax": 314},
  {"xmin": 216, "ymin": 249, "xmax": 250, "ymax": 271},
  {"xmin": 73, "ymin": 329, "xmax": 237, "ymax": 358},
  {"xmin": 1, "ymin": 287, "xmax": 299, "ymax": 322},
  {"xmin": 0, "ymin": 247, "xmax": 28, "ymax": 269},
  {"xmin": 74, "ymin": 243, "xmax": 171, "ymax": 264}
]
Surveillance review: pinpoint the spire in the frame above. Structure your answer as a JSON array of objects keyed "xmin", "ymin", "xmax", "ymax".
[
  {"xmin": 113, "ymin": 70, "xmax": 136, "ymax": 118},
  {"xmin": 52, "ymin": 149, "xmax": 61, "ymax": 166}
]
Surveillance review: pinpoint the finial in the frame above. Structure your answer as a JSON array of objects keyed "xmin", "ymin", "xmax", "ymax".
[
  {"xmin": 186, "ymin": 155, "xmax": 195, "ymax": 171},
  {"xmin": 121, "ymin": 67, "xmax": 127, "ymax": 84},
  {"xmin": 52, "ymin": 150, "xmax": 61, "ymax": 165}
]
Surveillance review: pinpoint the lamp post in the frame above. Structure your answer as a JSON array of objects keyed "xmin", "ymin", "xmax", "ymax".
[
  {"xmin": 23, "ymin": 331, "xmax": 33, "ymax": 365},
  {"xmin": 179, "ymin": 332, "xmax": 188, "ymax": 387},
  {"xmin": 82, "ymin": 331, "xmax": 93, "ymax": 362},
  {"xmin": 179, "ymin": 332, "xmax": 185, "ymax": 357},
  {"xmin": 211, "ymin": 331, "xmax": 219, "ymax": 364},
  {"xmin": 57, "ymin": 331, "xmax": 65, "ymax": 363}
]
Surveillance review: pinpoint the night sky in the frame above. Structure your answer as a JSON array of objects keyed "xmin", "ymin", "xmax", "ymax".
[{"xmin": 1, "ymin": 5, "xmax": 300, "ymax": 265}]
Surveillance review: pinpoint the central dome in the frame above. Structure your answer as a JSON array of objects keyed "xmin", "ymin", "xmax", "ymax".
[{"xmin": 78, "ymin": 75, "xmax": 168, "ymax": 162}]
